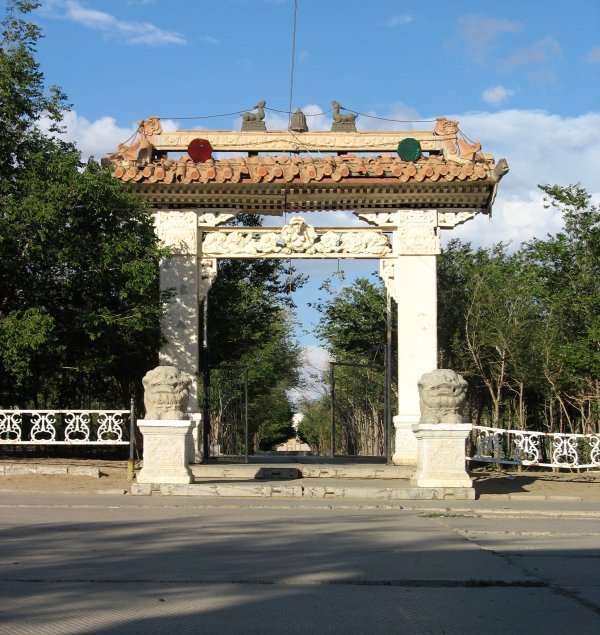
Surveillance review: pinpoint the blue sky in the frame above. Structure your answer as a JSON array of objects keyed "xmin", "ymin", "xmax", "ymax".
[{"xmin": 5, "ymin": 0, "xmax": 599, "ymax": 383}]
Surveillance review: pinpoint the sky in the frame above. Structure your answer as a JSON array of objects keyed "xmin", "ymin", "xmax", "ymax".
[{"xmin": 5, "ymin": 0, "xmax": 599, "ymax": 387}]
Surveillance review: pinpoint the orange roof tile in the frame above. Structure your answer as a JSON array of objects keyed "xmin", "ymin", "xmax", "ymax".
[{"xmin": 110, "ymin": 153, "xmax": 494, "ymax": 186}]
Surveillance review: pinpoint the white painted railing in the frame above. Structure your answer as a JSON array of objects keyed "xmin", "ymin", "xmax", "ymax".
[
  {"xmin": 0, "ymin": 410, "xmax": 131, "ymax": 445},
  {"xmin": 468, "ymin": 426, "xmax": 600, "ymax": 469}
]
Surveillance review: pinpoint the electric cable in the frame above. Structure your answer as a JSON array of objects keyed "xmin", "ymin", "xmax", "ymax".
[{"xmin": 287, "ymin": 0, "xmax": 298, "ymax": 127}]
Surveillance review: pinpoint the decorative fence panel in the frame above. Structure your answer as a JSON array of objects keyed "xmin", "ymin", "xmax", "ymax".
[
  {"xmin": 0, "ymin": 410, "xmax": 131, "ymax": 446},
  {"xmin": 468, "ymin": 426, "xmax": 600, "ymax": 469}
]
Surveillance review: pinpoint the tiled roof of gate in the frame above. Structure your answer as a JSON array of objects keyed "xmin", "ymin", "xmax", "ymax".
[{"xmin": 110, "ymin": 153, "xmax": 495, "ymax": 186}]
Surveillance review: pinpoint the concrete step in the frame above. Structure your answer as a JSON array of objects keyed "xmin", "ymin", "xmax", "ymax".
[
  {"xmin": 132, "ymin": 478, "xmax": 474, "ymax": 501},
  {"xmin": 190, "ymin": 463, "xmax": 414, "ymax": 481}
]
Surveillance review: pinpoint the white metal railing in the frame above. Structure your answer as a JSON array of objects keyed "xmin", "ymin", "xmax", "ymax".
[
  {"xmin": 468, "ymin": 425, "xmax": 600, "ymax": 469},
  {"xmin": 0, "ymin": 410, "xmax": 131, "ymax": 445}
]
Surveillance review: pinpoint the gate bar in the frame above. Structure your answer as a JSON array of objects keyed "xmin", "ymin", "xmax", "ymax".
[
  {"xmin": 244, "ymin": 365, "xmax": 249, "ymax": 463},
  {"xmin": 385, "ymin": 290, "xmax": 393, "ymax": 465},
  {"xmin": 330, "ymin": 362, "xmax": 335, "ymax": 457}
]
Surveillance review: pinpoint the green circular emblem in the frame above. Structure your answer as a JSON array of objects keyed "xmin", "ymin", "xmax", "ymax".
[{"xmin": 397, "ymin": 138, "xmax": 422, "ymax": 161}]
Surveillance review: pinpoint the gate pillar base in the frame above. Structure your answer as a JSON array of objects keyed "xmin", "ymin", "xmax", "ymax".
[
  {"xmin": 392, "ymin": 415, "xmax": 418, "ymax": 466},
  {"xmin": 410, "ymin": 423, "xmax": 473, "ymax": 489},
  {"xmin": 137, "ymin": 420, "xmax": 194, "ymax": 484},
  {"xmin": 187, "ymin": 413, "xmax": 202, "ymax": 463}
]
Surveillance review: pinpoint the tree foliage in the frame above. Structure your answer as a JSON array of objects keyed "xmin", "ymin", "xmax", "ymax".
[
  {"xmin": 0, "ymin": 2, "xmax": 168, "ymax": 408},
  {"xmin": 314, "ymin": 275, "xmax": 388, "ymax": 366},
  {"xmin": 438, "ymin": 184, "xmax": 599, "ymax": 433},
  {"xmin": 298, "ymin": 275, "xmax": 393, "ymax": 457},
  {"xmin": 205, "ymin": 214, "xmax": 304, "ymax": 451}
]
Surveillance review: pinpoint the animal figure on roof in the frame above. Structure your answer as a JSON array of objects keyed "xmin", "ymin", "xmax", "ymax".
[
  {"xmin": 242, "ymin": 100, "xmax": 266, "ymax": 123},
  {"xmin": 331, "ymin": 101, "xmax": 357, "ymax": 124}
]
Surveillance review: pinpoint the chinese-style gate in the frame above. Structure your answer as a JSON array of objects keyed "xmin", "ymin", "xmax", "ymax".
[{"xmin": 105, "ymin": 113, "xmax": 508, "ymax": 465}]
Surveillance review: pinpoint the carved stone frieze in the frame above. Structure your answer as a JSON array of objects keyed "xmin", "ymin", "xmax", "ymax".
[
  {"xmin": 197, "ymin": 212, "xmax": 236, "ymax": 226},
  {"xmin": 379, "ymin": 259, "xmax": 398, "ymax": 303},
  {"xmin": 394, "ymin": 210, "xmax": 440, "ymax": 255},
  {"xmin": 154, "ymin": 211, "xmax": 197, "ymax": 255},
  {"xmin": 356, "ymin": 211, "xmax": 402, "ymax": 227},
  {"xmin": 198, "ymin": 258, "xmax": 217, "ymax": 301},
  {"xmin": 148, "ymin": 130, "xmax": 446, "ymax": 153},
  {"xmin": 438, "ymin": 210, "xmax": 479, "ymax": 228},
  {"xmin": 200, "ymin": 217, "xmax": 391, "ymax": 259}
]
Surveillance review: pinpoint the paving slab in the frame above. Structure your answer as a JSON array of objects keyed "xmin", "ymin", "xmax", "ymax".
[{"xmin": 2, "ymin": 581, "xmax": 599, "ymax": 634}]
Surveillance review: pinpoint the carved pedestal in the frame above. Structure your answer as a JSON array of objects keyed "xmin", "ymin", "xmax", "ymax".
[
  {"xmin": 137, "ymin": 420, "xmax": 194, "ymax": 484},
  {"xmin": 410, "ymin": 423, "xmax": 473, "ymax": 489},
  {"xmin": 392, "ymin": 415, "xmax": 419, "ymax": 466}
]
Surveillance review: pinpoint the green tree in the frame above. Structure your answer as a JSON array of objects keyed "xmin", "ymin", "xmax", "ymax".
[
  {"xmin": 438, "ymin": 184, "xmax": 599, "ymax": 433},
  {"xmin": 310, "ymin": 275, "xmax": 392, "ymax": 456},
  {"xmin": 0, "ymin": 1, "xmax": 169, "ymax": 407},
  {"xmin": 523, "ymin": 184, "xmax": 600, "ymax": 432},
  {"xmin": 204, "ymin": 214, "xmax": 304, "ymax": 451},
  {"xmin": 297, "ymin": 397, "xmax": 331, "ymax": 455},
  {"xmin": 314, "ymin": 275, "xmax": 388, "ymax": 365}
]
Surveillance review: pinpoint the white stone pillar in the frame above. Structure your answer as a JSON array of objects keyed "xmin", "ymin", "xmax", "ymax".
[
  {"xmin": 154, "ymin": 210, "xmax": 200, "ymax": 410},
  {"xmin": 137, "ymin": 420, "xmax": 195, "ymax": 484},
  {"xmin": 392, "ymin": 211, "xmax": 439, "ymax": 465}
]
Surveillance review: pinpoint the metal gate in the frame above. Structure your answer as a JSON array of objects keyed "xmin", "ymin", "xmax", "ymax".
[
  {"xmin": 202, "ymin": 365, "xmax": 249, "ymax": 462},
  {"xmin": 330, "ymin": 359, "xmax": 392, "ymax": 461}
]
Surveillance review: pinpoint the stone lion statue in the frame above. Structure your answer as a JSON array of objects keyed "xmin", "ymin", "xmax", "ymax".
[
  {"xmin": 418, "ymin": 369, "xmax": 468, "ymax": 424},
  {"xmin": 142, "ymin": 366, "xmax": 192, "ymax": 420}
]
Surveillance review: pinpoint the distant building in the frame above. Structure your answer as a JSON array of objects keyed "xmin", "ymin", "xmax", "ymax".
[{"xmin": 275, "ymin": 437, "xmax": 312, "ymax": 453}]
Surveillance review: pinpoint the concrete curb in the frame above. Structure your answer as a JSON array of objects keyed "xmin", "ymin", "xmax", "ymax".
[
  {"xmin": 131, "ymin": 481, "xmax": 476, "ymax": 500},
  {"xmin": 0, "ymin": 463, "xmax": 100, "ymax": 477}
]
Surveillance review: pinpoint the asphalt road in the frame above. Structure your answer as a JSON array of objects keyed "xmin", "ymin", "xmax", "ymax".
[{"xmin": 1, "ymin": 492, "xmax": 599, "ymax": 634}]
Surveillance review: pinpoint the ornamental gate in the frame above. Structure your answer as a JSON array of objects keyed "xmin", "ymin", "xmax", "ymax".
[{"xmin": 104, "ymin": 111, "xmax": 508, "ymax": 465}]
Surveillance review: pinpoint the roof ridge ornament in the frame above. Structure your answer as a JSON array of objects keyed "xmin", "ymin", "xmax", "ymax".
[
  {"xmin": 331, "ymin": 100, "xmax": 357, "ymax": 132},
  {"xmin": 289, "ymin": 107, "xmax": 308, "ymax": 133},
  {"xmin": 241, "ymin": 100, "xmax": 267, "ymax": 131}
]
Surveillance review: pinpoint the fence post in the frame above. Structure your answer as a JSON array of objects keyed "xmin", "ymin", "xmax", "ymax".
[{"xmin": 127, "ymin": 397, "xmax": 136, "ymax": 481}]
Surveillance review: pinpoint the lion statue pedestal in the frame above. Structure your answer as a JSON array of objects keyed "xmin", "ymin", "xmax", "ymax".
[
  {"xmin": 137, "ymin": 366, "xmax": 195, "ymax": 486},
  {"xmin": 410, "ymin": 369, "xmax": 474, "ymax": 495}
]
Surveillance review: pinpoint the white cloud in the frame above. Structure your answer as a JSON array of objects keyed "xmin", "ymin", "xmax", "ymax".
[
  {"xmin": 446, "ymin": 189, "xmax": 564, "ymax": 249},
  {"xmin": 482, "ymin": 85, "xmax": 515, "ymax": 106},
  {"xmin": 295, "ymin": 345, "xmax": 330, "ymax": 401},
  {"xmin": 45, "ymin": 0, "xmax": 186, "ymax": 46},
  {"xmin": 446, "ymin": 109, "xmax": 600, "ymax": 248},
  {"xmin": 499, "ymin": 35, "xmax": 561, "ymax": 72},
  {"xmin": 458, "ymin": 109, "xmax": 600, "ymax": 200},
  {"xmin": 455, "ymin": 15, "xmax": 521, "ymax": 63},
  {"xmin": 41, "ymin": 110, "xmax": 177, "ymax": 160},
  {"xmin": 586, "ymin": 46, "xmax": 600, "ymax": 64},
  {"xmin": 385, "ymin": 15, "xmax": 413, "ymax": 28}
]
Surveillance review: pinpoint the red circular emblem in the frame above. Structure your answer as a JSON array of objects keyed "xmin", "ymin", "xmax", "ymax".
[{"xmin": 187, "ymin": 138, "xmax": 213, "ymax": 162}]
